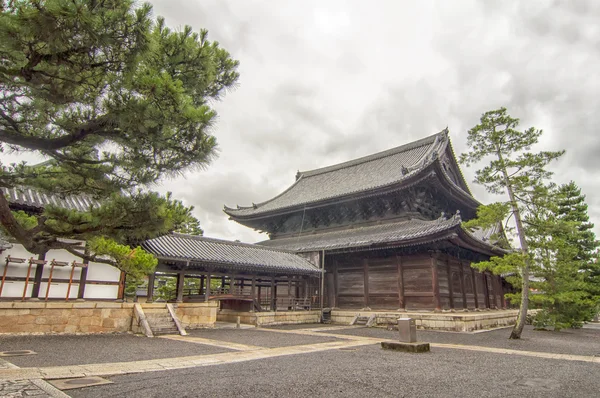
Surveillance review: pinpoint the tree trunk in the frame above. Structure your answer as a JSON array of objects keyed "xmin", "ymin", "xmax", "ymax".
[{"xmin": 499, "ymin": 152, "xmax": 530, "ymax": 339}]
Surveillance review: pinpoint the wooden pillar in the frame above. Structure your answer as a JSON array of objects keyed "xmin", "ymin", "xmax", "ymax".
[
  {"xmin": 431, "ymin": 253, "xmax": 441, "ymax": 311},
  {"xmin": 77, "ymin": 261, "xmax": 89, "ymax": 299},
  {"xmin": 31, "ymin": 253, "xmax": 46, "ymax": 299},
  {"xmin": 146, "ymin": 272, "xmax": 155, "ymax": 303},
  {"xmin": 446, "ymin": 256, "xmax": 454, "ymax": 310},
  {"xmin": 471, "ymin": 267, "xmax": 479, "ymax": 309},
  {"xmin": 251, "ymin": 275, "xmax": 256, "ymax": 298},
  {"xmin": 230, "ymin": 273, "xmax": 236, "ymax": 294},
  {"xmin": 333, "ymin": 261, "xmax": 339, "ymax": 308},
  {"xmin": 363, "ymin": 258, "xmax": 369, "ymax": 309},
  {"xmin": 396, "ymin": 255, "xmax": 405, "ymax": 310},
  {"xmin": 199, "ymin": 275, "xmax": 205, "ymax": 295},
  {"xmin": 499, "ymin": 276, "xmax": 507, "ymax": 309},
  {"xmin": 204, "ymin": 273, "xmax": 211, "ymax": 302},
  {"xmin": 270, "ymin": 276, "xmax": 276, "ymax": 311},
  {"xmin": 483, "ymin": 273, "xmax": 490, "ymax": 309},
  {"xmin": 117, "ymin": 271, "xmax": 126, "ymax": 301},
  {"xmin": 459, "ymin": 262, "xmax": 467, "ymax": 310},
  {"xmin": 176, "ymin": 272, "xmax": 185, "ymax": 303}
]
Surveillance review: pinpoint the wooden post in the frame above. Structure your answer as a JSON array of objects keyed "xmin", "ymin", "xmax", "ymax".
[
  {"xmin": 0, "ymin": 257, "xmax": 10, "ymax": 298},
  {"xmin": 221, "ymin": 276, "xmax": 226, "ymax": 294},
  {"xmin": 204, "ymin": 274, "xmax": 211, "ymax": 302},
  {"xmin": 499, "ymin": 276, "xmax": 507, "ymax": 309},
  {"xmin": 270, "ymin": 276, "xmax": 276, "ymax": 311},
  {"xmin": 77, "ymin": 262, "xmax": 89, "ymax": 299},
  {"xmin": 431, "ymin": 253, "xmax": 441, "ymax": 311},
  {"xmin": 117, "ymin": 271, "xmax": 126, "ymax": 301},
  {"xmin": 45, "ymin": 261, "xmax": 56, "ymax": 301},
  {"xmin": 363, "ymin": 258, "xmax": 369, "ymax": 309},
  {"xmin": 333, "ymin": 261, "xmax": 339, "ymax": 308},
  {"xmin": 31, "ymin": 253, "xmax": 46, "ymax": 299},
  {"xmin": 21, "ymin": 258, "xmax": 34, "ymax": 301},
  {"xmin": 471, "ymin": 266, "xmax": 479, "ymax": 309},
  {"xmin": 483, "ymin": 273, "xmax": 490, "ymax": 309},
  {"xmin": 446, "ymin": 256, "xmax": 454, "ymax": 310},
  {"xmin": 176, "ymin": 272, "xmax": 185, "ymax": 303},
  {"xmin": 396, "ymin": 255, "xmax": 405, "ymax": 310},
  {"xmin": 199, "ymin": 275, "xmax": 205, "ymax": 295},
  {"xmin": 146, "ymin": 272, "xmax": 155, "ymax": 303},
  {"xmin": 459, "ymin": 263, "xmax": 467, "ymax": 310},
  {"xmin": 65, "ymin": 262, "xmax": 76, "ymax": 301},
  {"xmin": 230, "ymin": 273, "xmax": 236, "ymax": 294}
]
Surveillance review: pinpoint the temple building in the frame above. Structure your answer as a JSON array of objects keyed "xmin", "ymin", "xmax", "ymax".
[{"xmin": 225, "ymin": 129, "xmax": 509, "ymax": 311}]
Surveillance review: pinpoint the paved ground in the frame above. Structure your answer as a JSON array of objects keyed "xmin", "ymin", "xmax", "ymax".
[
  {"xmin": 1, "ymin": 323, "xmax": 599, "ymax": 397},
  {"xmin": 309, "ymin": 324, "xmax": 600, "ymax": 356},
  {"xmin": 0, "ymin": 334, "xmax": 232, "ymax": 367},
  {"xmin": 186, "ymin": 328, "xmax": 338, "ymax": 348}
]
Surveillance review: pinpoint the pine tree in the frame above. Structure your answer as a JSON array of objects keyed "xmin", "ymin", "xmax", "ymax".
[
  {"xmin": 0, "ymin": 1, "xmax": 237, "ymax": 274},
  {"xmin": 460, "ymin": 108, "xmax": 564, "ymax": 339}
]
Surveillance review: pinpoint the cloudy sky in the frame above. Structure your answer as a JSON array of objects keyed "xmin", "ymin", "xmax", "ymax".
[
  {"xmin": 141, "ymin": 0, "xmax": 600, "ymax": 243},
  {"xmin": 9, "ymin": 1, "xmax": 595, "ymax": 243}
]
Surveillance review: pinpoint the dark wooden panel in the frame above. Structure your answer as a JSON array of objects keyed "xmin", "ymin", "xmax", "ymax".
[
  {"xmin": 404, "ymin": 267, "xmax": 433, "ymax": 293},
  {"xmin": 368, "ymin": 267, "xmax": 398, "ymax": 294},
  {"xmin": 405, "ymin": 295, "xmax": 435, "ymax": 309},
  {"xmin": 337, "ymin": 270, "xmax": 364, "ymax": 296},
  {"xmin": 337, "ymin": 295, "xmax": 364, "ymax": 308},
  {"xmin": 438, "ymin": 269, "xmax": 449, "ymax": 295}
]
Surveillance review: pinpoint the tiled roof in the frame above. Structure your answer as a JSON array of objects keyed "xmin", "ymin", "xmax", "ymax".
[
  {"xmin": 257, "ymin": 215, "xmax": 463, "ymax": 252},
  {"xmin": 2, "ymin": 187, "xmax": 99, "ymax": 213},
  {"xmin": 142, "ymin": 233, "xmax": 321, "ymax": 275},
  {"xmin": 224, "ymin": 129, "xmax": 471, "ymax": 217}
]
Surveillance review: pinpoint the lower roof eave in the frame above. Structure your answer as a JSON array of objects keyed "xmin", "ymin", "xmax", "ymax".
[{"xmin": 154, "ymin": 256, "xmax": 321, "ymax": 276}]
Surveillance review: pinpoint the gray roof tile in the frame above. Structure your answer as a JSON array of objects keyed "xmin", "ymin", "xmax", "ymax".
[
  {"xmin": 225, "ymin": 130, "xmax": 469, "ymax": 217},
  {"xmin": 2, "ymin": 187, "xmax": 99, "ymax": 213},
  {"xmin": 258, "ymin": 216, "xmax": 463, "ymax": 252},
  {"xmin": 142, "ymin": 233, "xmax": 321, "ymax": 275}
]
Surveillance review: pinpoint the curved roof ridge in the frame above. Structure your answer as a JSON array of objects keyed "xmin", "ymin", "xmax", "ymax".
[
  {"xmin": 299, "ymin": 129, "xmax": 447, "ymax": 178},
  {"xmin": 166, "ymin": 232, "xmax": 299, "ymax": 254}
]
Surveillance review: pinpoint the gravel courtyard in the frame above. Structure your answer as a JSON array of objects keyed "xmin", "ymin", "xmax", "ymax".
[{"xmin": 1, "ymin": 324, "xmax": 599, "ymax": 398}]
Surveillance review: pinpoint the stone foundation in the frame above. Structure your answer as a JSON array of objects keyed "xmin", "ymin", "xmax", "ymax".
[
  {"xmin": 0, "ymin": 301, "xmax": 217, "ymax": 334},
  {"xmin": 331, "ymin": 309, "xmax": 520, "ymax": 332},
  {"xmin": 217, "ymin": 310, "xmax": 320, "ymax": 326}
]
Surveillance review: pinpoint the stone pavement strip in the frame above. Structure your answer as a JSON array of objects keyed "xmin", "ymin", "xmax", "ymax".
[
  {"xmin": 0, "ymin": 358, "xmax": 69, "ymax": 398},
  {"xmin": 159, "ymin": 335, "xmax": 266, "ymax": 351}
]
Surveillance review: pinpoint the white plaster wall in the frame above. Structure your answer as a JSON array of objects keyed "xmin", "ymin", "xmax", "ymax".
[{"xmin": 1, "ymin": 242, "xmax": 120, "ymax": 300}]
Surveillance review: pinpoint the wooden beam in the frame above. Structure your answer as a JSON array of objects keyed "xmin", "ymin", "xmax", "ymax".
[
  {"xmin": 363, "ymin": 258, "xmax": 369, "ymax": 309},
  {"xmin": 431, "ymin": 253, "xmax": 441, "ymax": 311},
  {"xmin": 471, "ymin": 266, "xmax": 479, "ymax": 309},
  {"xmin": 146, "ymin": 272, "xmax": 155, "ymax": 303},
  {"xmin": 396, "ymin": 255, "xmax": 405, "ymax": 310},
  {"xmin": 199, "ymin": 275, "xmax": 204, "ymax": 295},
  {"xmin": 176, "ymin": 272, "xmax": 185, "ymax": 303}
]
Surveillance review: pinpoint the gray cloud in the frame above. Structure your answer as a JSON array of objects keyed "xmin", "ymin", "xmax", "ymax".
[{"xmin": 7, "ymin": 1, "xmax": 598, "ymax": 243}]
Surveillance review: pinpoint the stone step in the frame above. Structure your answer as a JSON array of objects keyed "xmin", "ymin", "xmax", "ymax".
[{"xmin": 152, "ymin": 327, "xmax": 179, "ymax": 335}]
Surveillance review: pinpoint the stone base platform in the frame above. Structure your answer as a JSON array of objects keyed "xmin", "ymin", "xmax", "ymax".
[
  {"xmin": 381, "ymin": 341, "xmax": 431, "ymax": 353},
  {"xmin": 331, "ymin": 309, "xmax": 519, "ymax": 332},
  {"xmin": 217, "ymin": 310, "xmax": 321, "ymax": 326}
]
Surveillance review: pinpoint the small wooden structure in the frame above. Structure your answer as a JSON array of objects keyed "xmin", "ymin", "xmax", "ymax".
[
  {"xmin": 142, "ymin": 234, "xmax": 322, "ymax": 311},
  {"xmin": 225, "ymin": 130, "xmax": 510, "ymax": 311}
]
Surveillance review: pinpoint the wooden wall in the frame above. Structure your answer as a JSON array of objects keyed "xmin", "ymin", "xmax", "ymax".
[{"xmin": 326, "ymin": 251, "xmax": 505, "ymax": 311}]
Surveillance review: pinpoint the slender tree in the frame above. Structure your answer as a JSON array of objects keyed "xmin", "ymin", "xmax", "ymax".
[
  {"xmin": 0, "ymin": 1, "xmax": 237, "ymax": 274},
  {"xmin": 460, "ymin": 108, "xmax": 564, "ymax": 339}
]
